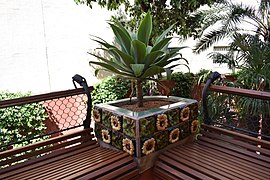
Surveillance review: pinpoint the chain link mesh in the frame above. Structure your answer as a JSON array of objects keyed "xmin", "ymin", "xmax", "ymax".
[{"xmin": 0, "ymin": 93, "xmax": 88, "ymax": 150}]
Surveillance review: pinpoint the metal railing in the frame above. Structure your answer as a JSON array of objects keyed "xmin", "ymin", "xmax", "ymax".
[
  {"xmin": 0, "ymin": 75, "xmax": 93, "ymax": 151},
  {"xmin": 202, "ymin": 72, "xmax": 270, "ymax": 140}
]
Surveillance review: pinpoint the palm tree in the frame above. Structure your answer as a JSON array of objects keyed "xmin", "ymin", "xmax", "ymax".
[{"xmin": 193, "ymin": 0, "xmax": 270, "ymax": 53}]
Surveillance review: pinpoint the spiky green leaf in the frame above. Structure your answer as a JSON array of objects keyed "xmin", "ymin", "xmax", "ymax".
[
  {"xmin": 130, "ymin": 64, "xmax": 145, "ymax": 77},
  {"xmin": 151, "ymin": 38, "xmax": 172, "ymax": 52},
  {"xmin": 131, "ymin": 40, "xmax": 147, "ymax": 64},
  {"xmin": 137, "ymin": 12, "xmax": 152, "ymax": 45},
  {"xmin": 154, "ymin": 23, "xmax": 175, "ymax": 45},
  {"xmin": 141, "ymin": 66, "xmax": 165, "ymax": 78},
  {"xmin": 109, "ymin": 23, "xmax": 131, "ymax": 54}
]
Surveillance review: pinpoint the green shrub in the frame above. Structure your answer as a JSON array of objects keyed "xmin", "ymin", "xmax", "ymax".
[
  {"xmin": 171, "ymin": 72, "xmax": 195, "ymax": 98},
  {"xmin": 0, "ymin": 92, "xmax": 47, "ymax": 150},
  {"xmin": 91, "ymin": 76, "xmax": 131, "ymax": 106}
]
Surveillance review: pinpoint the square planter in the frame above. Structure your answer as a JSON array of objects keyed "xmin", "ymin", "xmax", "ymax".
[{"xmin": 93, "ymin": 96, "xmax": 198, "ymax": 171}]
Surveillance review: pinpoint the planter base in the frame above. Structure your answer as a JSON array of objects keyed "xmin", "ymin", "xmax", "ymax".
[{"xmin": 93, "ymin": 96, "xmax": 198, "ymax": 170}]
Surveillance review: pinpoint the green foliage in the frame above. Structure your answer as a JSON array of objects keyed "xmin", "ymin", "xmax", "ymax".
[
  {"xmin": 171, "ymin": 72, "xmax": 195, "ymax": 98},
  {"xmin": 91, "ymin": 76, "xmax": 131, "ymax": 106},
  {"xmin": 75, "ymin": 0, "xmax": 219, "ymax": 40},
  {"xmin": 90, "ymin": 12, "xmax": 187, "ymax": 106},
  {"xmin": 194, "ymin": 0, "xmax": 270, "ymax": 53},
  {"xmin": 0, "ymin": 92, "xmax": 47, "ymax": 150}
]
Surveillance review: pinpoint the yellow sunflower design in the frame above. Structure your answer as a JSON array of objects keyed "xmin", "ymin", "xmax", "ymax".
[
  {"xmin": 156, "ymin": 114, "xmax": 168, "ymax": 131},
  {"xmin": 111, "ymin": 116, "xmax": 121, "ymax": 131},
  {"xmin": 142, "ymin": 138, "xmax": 156, "ymax": 155},
  {"xmin": 93, "ymin": 109, "xmax": 101, "ymax": 122},
  {"xmin": 169, "ymin": 128, "xmax": 180, "ymax": 143},
  {"xmin": 191, "ymin": 120, "xmax": 199, "ymax": 134},
  {"xmin": 122, "ymin": 138, "xmax": 134, "ymax": 155},
  {"xmin": 180, "ymin": 107, "xmax": 190, "ymax": 121},
  {"xmin": 101, "ymin": 129, "xmax": 111, "ymax": 144}
]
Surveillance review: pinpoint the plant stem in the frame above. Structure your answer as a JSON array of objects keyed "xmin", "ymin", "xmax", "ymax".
[{"xmin": 136, "ymin": 80, "xmax": 143, "ymax": 107}]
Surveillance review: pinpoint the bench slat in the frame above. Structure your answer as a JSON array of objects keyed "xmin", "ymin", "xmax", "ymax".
[
  {"xmin": 155, "ymin": 161, "xmax": 195, "ymax": 180},
  {"xmin": 189, "ymin": 144, "xmax": 270, "ymax": 178},
  {"xmin": 201, "ymin": 130, "xmax": 270, "ymax": 155},
  {"xmin": 62, "ymin": 152, "xmax": 130, "ymax": 179},
  {"xmin": 0, "ymin": 133, "xmax": 94, "ymax": 167},
  {"xmin": 159, "ymin": 154, "xmax": 216, "ymax": 180},
  {"xmin": 179, "ymin": 144, "xmax": 270, "ymax": 179},
  {"xmin": 202, "ymin": 124, "xmax": 270, "ymax": 149},
  {"xmin": 173, "ymin": 146, "xmax": 253, "ymax": 179},
  {"xmin": 96, "ymin": 162, "xmax": 139, "ymax": 180},
  {"xmin": 0, "ymin": 128, "xmax": 93, "ymax": 159},
  {"xmin": 198, "ymin": 136, "xmax": 270, "ymax": 165}
]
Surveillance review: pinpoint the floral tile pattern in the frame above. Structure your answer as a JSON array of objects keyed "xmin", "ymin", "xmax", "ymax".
[
  {"xmin": 94, "ymin": 96, "xmax": 198, "ymax": 158},
  {"xmin": 111, "ymin": 131, "xmax": 123, "ymax": 150},
  {"xmin": 123, "ymin": 117, "xmax": 136, "ymax": 138},
  {"xmin": 102, "ymin": 110, "xmax": 112, "ymax": 129},
  {"xmin": 167, "ymin": 109, "xmax": 180, "ymax": 127},
  {"xmin": 140, "ymin": 116, "xmax": 155, "ymax": 138},
  {"xmin": 180, "ymin": 120, "xmax": 190, "ymax": 139},
  {"xmin": 154, "ymin": 130, "xmax": 168, "ymax": 150},
  {"xmin": 141, "ymin": 137, "xmax": 156, "ymax": 157}
]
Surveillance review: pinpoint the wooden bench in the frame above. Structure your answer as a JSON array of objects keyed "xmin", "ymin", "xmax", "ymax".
[
  {"xmin": 0, "ymin": 128, "xmax": 139, "ymax": 179},
  {"xmin": 154, "ymin": 124, "xmax": 270, "ymax": 179},
  {"xmin": 154, "ymin": 72, "xmax": 270, "ymax": 179},
  {"xmin": 0, "ymin": 75, "xmax": 139, "ymax": 179}
]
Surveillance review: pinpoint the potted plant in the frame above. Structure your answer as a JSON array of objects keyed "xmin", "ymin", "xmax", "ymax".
[
  {"xmin": 89, "ymin": 12, "xmax": 199, "ymax": 170},
  {"xmin": 89, "ymin": 12, "xmax": 187, "ymax": 107}
]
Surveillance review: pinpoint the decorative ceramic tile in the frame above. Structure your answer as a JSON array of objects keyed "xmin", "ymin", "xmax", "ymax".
[
  {"xmin": 168, "ymin": 126, "xmax": 180, "ymax": 144},
  {"xmin": 111, "ymin": 131, "xmax": 123, "ymax": 150},
  {"xmin": 122, "ymin": 137, "xmax": 136, "ymax": 156},
  {"xmin": 94, "ymin": 123, "xmax": 102, "ymax": 139},
  {"xmin": 154, "ymin": 130, "xmax": 169, "ymax": 150},
  {"xmin": 100, "ymin": 127, "xmax": 112, "ymax": 144},
  {"xmin": 156, "ymin": 113, "xmax": 169, "ymax": 131},
  {"xmin": 93, "ymin": 108, "xmax": 102, "ymax": 123},
  {"xmin": 179, "ymin": 106, "xmax": 191, "ymax": 122},
  {"xmin": 141, "ymin": 137, "xmax": 156, "ymax": 157},
  {"xmin": 110, "ymin": 114, "xmax": 123, "ymax": 133},
  {"xmin": 167, "ymin": 109, "xmax": 180, "ymax": 127},
  {"xmin": 140, "ymin": 116, "xmax": 156, "ymax": 138},
  {"xmin": 179, "ymin": 121, "xmax": 190, "ymax": 139},
  {"xmin": 102, "ymin": 110, "xmax": 112, "ymax": 129},
  {"xmin": 190, "ymin": 103, "xmax": 199, "ymax": 120},
  {"xmin": 123, "ymin": 117, "xmax": 136, "ymax": 138},
  {"xmin": 94, "ymin": 96, "xmax": 198, "ymax": 158},
  {"xmin": 190, "ymin": 119, "xmax": 199, "ymax": 134}
]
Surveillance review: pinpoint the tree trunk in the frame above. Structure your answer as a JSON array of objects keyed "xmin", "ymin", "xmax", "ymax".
[{"xmin": 136, "ymin": 80, "xmax": 143, "ymax": 107}]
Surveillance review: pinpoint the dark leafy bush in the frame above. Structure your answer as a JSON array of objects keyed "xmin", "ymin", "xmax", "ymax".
[
  {"xmin": 91, "ymin": 76, "xmax": 131, "ymax": 106},
  {"xmin": 171, "ymin": 72, "xmax": 195, "ymax": 98},
  {"xmin": 0, "ymin": 92, "xmax": 47, "ymax": 150}
]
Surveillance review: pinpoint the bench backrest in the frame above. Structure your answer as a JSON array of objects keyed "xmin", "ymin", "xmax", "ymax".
[{"xmin": 202, "ymin": 72, "xmax": 270, "ymax": 141}]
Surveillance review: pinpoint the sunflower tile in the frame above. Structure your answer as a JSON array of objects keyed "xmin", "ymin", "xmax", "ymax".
[{"xmin": 141, "ymin": 137, "xmax": 156, "ymax": 157}]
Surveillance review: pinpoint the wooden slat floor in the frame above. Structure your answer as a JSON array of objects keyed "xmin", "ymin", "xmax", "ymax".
[{"xmin": 154, "ymin": 124, "xmax": 270, "ymax": 180}]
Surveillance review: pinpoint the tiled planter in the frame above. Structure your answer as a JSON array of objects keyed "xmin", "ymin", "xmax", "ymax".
[{"xmin": 93, "ymin": 96, "xmax": 198, "ymax": 170}]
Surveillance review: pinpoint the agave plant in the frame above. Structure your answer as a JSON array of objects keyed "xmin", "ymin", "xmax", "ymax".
[{"xmin": 89, "ymin": 12, "xmax": 187, "ymax": 107}]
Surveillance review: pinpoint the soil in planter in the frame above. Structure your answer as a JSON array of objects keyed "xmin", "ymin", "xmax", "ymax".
[{"xmin": 114, "ymin": 99, "xmax": 175, "ymax": 112}]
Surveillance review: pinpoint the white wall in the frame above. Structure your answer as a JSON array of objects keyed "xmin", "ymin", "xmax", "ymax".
[
  {"xmin": 0, "ymin": 0, "xmax": 258, "ymax": 94},
  {"xmin": 0, "ymin": 0, "xmax": 114, "ymax": 94}
]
